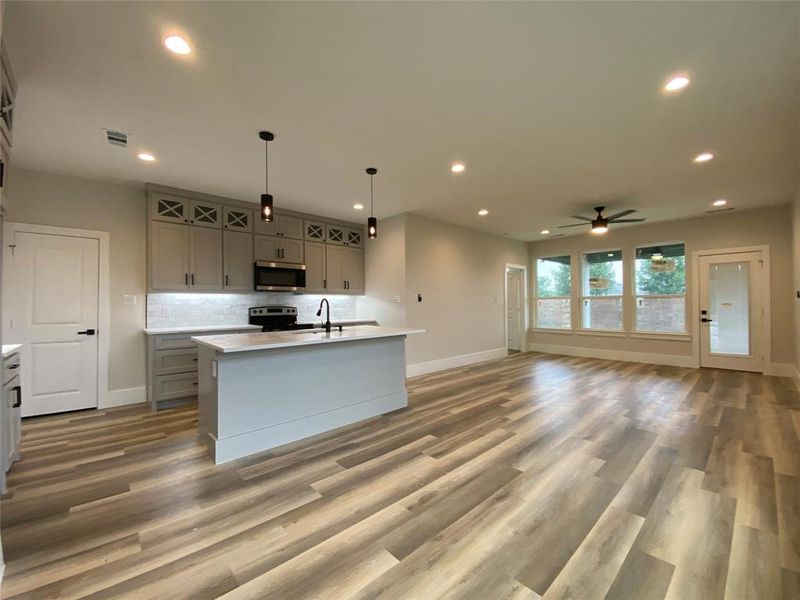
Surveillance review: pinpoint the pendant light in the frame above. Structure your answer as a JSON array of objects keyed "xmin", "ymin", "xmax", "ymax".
[
  {"xmin": 366, "ymin": 167, "xmax": 378, "ymax": 239},
  {"xmin": 259, "ymin": 131, "xmax": 274, "ymax": 222}
]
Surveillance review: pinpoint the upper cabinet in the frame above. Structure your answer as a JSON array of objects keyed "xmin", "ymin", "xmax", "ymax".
[
  {"xmin": 147, "ymin": 186, "xmax": 365, "ymax": 294},
  {"xmin": 0, "ymin": 43, "xmax": 17, "ymax": 152},
  {"xmin": 151, "ymin": 193, "xmax": 189, "ymax": 224},
  {"xmin": 224, "ymin": 206, "xmax": 254, "ymax": 232},
  {"xmin": 326, "ymin": 224, "xmax": 363, "ymax": 248},
  {"xmin": 254, "ymin": 213, "xmax": 303, "ymax": 239},
  {"xmin": 189, "ymin": 200, "xmax": 222, "ymax": 229}
]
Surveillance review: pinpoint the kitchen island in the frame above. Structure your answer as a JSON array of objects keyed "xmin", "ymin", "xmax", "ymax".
[{"xmin": 192, "ymin": 325, "xmax": 424, "ymax": 464}]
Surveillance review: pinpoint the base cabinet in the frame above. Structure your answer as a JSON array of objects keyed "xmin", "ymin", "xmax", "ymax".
[
  {"xmin": 1, "ymin": 351, "xmax": 21, "ymax": 493},
  {"xmin": 147, "ymin": 329, "xmax": 255, "ymax": 411}
]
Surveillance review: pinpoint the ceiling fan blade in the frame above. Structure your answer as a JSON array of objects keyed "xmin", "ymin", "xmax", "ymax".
[
  {"xmin": 569, "ymin": 215, "xmax": 594, "ymax": 222},
  {"xmin": 605, "ymin": 209, "xmax": 637, "ymax": 220},
  {"xmin": 557, "ymin": 223, "xmax": 590, "ymax": 228},
  {"xmin": 609, "ymin": 218, "xmax": 646, "ymax": 223}
]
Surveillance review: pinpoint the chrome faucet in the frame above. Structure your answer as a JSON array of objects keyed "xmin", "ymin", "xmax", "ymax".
[{"xmin": 316, "ymin": 298, "xmax": 331, "ymax": 333}]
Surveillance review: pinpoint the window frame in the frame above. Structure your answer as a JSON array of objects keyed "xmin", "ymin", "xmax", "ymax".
[
  {"xmin": 632, "ymin": 241, "xmax": 688, "ymax": 335},
  {"xmin": 533, "ymin": 254, "xmax": 574, "ymax": 331},
  {"xmin": 580, "ymin": 248, "xmax": 624, "ymax": 332}
]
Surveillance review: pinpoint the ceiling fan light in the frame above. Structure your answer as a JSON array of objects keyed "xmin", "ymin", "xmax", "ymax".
[{"xmin": 591, "ymin": 225, "xmax": 608, "ymax": 235}]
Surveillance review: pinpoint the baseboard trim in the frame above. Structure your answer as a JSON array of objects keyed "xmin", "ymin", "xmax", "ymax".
[
  {"xmin": 526, "ymin": 342, "xmax": 695, "ymax": 368},
  {"xmin": 763, "ymin": 363, "xmax": 796, "ymax": 378},
  {"xmin": 794, "ymin": 367, "xmax": 800, "ymax": 392},
  {"xmin": 100, "ymin": 386, "xmax": 146, "ymax": 409},
  {"xmin": 407, "ymin": 347, "xmax": 508, "ymax": 378}
]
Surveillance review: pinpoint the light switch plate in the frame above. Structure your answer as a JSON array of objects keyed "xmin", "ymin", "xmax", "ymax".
[{"xmin": 122, "ymin": 294, "xmax": 138, "ymax": 306}]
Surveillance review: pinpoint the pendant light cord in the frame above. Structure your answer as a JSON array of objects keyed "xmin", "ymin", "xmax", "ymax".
[
  {"xmin": 265, "ymin": 139, "xmax": 269, "ymax": 193},
  {"xmin": 370, "ymin": 173, "xmax": 374, "ymax": 217}
]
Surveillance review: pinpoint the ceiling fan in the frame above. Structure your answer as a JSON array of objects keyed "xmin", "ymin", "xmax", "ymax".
[{"xmin": 557, "ymin": 206, "xmax": 645, "ymax": 235}]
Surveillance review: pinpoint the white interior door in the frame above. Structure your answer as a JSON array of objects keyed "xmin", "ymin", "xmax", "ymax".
[
  {"xmin": 506, "ymin": 268, "xmax": 524, "ymax": 351},
  {"xmin": 698, "ymin": 251, "xmax": 764, "ymax": 372},
  {"xmin": 6, "ymin": 232, "xmax": 99, "ymax": 416}
]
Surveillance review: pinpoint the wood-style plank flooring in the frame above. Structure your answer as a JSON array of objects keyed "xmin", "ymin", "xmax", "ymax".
[{"xmin": 2, "ymin": 352, "xmax": 800, "ymax": 599}]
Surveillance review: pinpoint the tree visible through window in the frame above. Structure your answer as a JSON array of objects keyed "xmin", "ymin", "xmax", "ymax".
[
  {"xmin": 635, "ymin": 244, "xmax": 686, "ymax": 333},
  {"xmin": 582, "ymin": 251, "xmax": 623, "ymax": 330},
  {"xmin": 536, "ymin": 256, "xmax": 571, "ymax": 329}
]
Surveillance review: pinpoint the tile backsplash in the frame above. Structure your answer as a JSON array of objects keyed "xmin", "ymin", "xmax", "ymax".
[{"xmin": 147, "ymin": 293, "xmax": 359, "ymax": 329}]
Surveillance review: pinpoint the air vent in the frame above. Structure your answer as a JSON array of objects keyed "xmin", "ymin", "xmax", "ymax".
[
  {"xmin": 705, "ymin": 207, "xmax": 735, "ymax": 214},
  {"xmin": 105, "ymin": 129, "xmax": 128, "ymax": 147}
]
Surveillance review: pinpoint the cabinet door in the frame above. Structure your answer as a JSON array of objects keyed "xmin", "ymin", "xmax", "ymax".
[
  {"xmin": 304, "ymin": 220, "xmax": 327, "ymax": 242},
  {"xmin": 278, "ymin": 214, "xmax": 304, "ymax": 239},
  {"xmin": 224, "ymin": 206, "xmax": 254, "ymax": 232},
  {"xmin": 304, "ymin": 242, "xmax": 326, "ymax": 293},
  {"xmin": 279, "ymin": 238, "xmax": 304, "ymax": 264},
  {"xmin": 253, "ymin": 215, "xmax": 277, "ymax": 236},
  {"xmin": 344, "ymin": 247, "xmax": 364, "ymax": 293},
  {"xmin": 254, "ymin": 235, "xmax": 280, "ymax": 262},
  {"xmin": 151, "ymin": 193, "xmax": 189, "ymax": 224},
  {"xmin": 224, "ymin": 230, "xmax": 254, "ymax": 291},
  {"xmin": 189, "ymin": 227, "xmax": 223, "ymax": 291},
  {"xmin": 326, "ymin": 224, "xmax": 346, "ymax": 246},
  {"xmin": 150, "ymin": 221, "xmax": 190, "ymax": 291},
  {"xmin": 346, "ymin": 228, "xmax": 364, "ymax": 248},
  {"xmin": 189, "ymin": 200, "xmax": 222, "ymax": 229},
  {"xmin": 325, "ymin": 244, "xmax": 347, "ymax": 293}
]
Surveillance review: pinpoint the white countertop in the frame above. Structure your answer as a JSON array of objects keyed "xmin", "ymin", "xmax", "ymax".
[
  {"xmin": 144, "ymin": 325, "xmax": 263, "ymax": 335},
  {"xmin": 2, "ymin": 344, "xmax": 22, "ymax": 358},
  {"xmin": 192, "ymin": 325, "xmax": 424, "ymax": 354}
]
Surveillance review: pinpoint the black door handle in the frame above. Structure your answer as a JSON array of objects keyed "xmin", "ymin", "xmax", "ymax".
[
  {"xmin": 700, "ymin": 318, "xmax": 713, "ymax": 323},
  {"xmin": 12, "ymin": 385, "xmax": 21, "ymax": 408},
  {"xmin": 77, "ymin": 329, "xmax": 96, "ymax": 335}
]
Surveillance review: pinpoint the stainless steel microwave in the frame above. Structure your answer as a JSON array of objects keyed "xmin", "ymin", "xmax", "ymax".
[{"xmin": 254, "ymin": 261, "xmax": 306, "ymax": 292}]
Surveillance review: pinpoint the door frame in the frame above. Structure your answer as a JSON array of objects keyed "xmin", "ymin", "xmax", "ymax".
[
  {"xmin": 504, "ymin": 263, "xmax": 528, "ymax": 353},
  {"xmin": 690, "ymin": 245, "xmax": 770, "ymax": 372},
  {"xmin": 3, "ymin": 222, "xmax": 110, "ymax": 408}
]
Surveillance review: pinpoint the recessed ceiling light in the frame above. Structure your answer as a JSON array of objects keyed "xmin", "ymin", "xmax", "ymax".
[
  {"xmin": 164, "ymin": 35, "xmax": 192, "ymax": 55},
  {"xmin": 693, "ymin": 152, "xmax": 715, "ymax": 163},
  {"xmin": 478, "ymin": 209, "xmax": 489, "ymax": 216},
  {"xmin": 137, "ymin": 152, "xmax": 156, "ymax": 162},
  {"xmin": 451, "ymin": 163, "xmax": 466, "ymax": 173},
  {"xmin": 713, "ymin": 199, "xmax": 727, "ymax": 207},
  {"xmin": 664, "ymin": 75, "xmax": 690, "ymax": 92},
  {"xmin": 540, "ymin": 229, "xmax": 550, "ymax": 235},
  {"xmin": 353, "ymin": 203, "xmax": 364, "ymax": 210}
]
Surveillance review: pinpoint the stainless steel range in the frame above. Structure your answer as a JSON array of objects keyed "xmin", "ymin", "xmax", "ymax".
[{"xmin": 248, "ymin": 305, "xmax": 315, "ymax": 332}]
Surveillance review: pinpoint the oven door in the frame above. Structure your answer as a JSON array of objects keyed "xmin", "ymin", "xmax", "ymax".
[{"xmin": 254, "ymin": 262, "xmax": 306, "ymax": 291}]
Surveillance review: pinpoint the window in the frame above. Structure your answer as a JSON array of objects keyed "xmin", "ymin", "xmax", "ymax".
[
  {"xmin": 634, "ymin": 243, "xmax": 686, "ymax": 333},
  {"xmin": 536, "ymin": 255, "xmax": 571, "ymax": 329},
  {"xmin": 582, "ymin": 250, "xmax": 623, "ymax": 330}
]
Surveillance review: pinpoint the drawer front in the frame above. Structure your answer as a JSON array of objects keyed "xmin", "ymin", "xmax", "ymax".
[
  {"xmin": 153, "ymin": 334, "xmax": 195, "ymax": 351},
  {"xmin": 153, "ymin": 348, "xmax": 198, "ymax": 376},
  {"xmin": 3, "ymin": 354, "xmax": 20, "ymax": 386},
  {"xmin": 153, "ymin": 372, "xmax": 198, "ymax": 402}
]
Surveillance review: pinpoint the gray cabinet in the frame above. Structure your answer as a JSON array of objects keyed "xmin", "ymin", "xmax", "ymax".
[
  {"xmin": 223, "ymin": 230, "xmax": 253, "ymax": 291},
  {"xmin": 2, "ymin": 350, "xmax": 21, "ymax": 492},
  {"xmin": 327, "ymin": 224, "xmax": 363, "ymax": 248},
  {"xmin": 304, "ymin": 242, "xmax": 326, "ymax": 293},
  {"xmin": 325, "ymin": 245, "xmax": 347, "ymax": 294},
  {"xmin": 315, "ymin": 242, "xmax": 363, "ymax": 294},
  {"xmin": 189, "ymin": 200, "xmax": 222, "ymax": 229},
  {"xmin": 254, "ymin": 234, "xmax": 303, "ymax": 264},
  {"xmin": 147, "ymin": 328, "xmax": 254, "ymax": 410},
  {"xmin": 150, "ymin": 222, "xmax": 223, "ymax": 291},
  {"xmin": 224, "ymin": 206, "xmax": 253, "ymax": 232},
  {"xmin": 151, "ymin": 193, "xmax": 189, "ymax": 225},
  {"xmin": 189, "ymin": 228, "xmax": 223, "ymax": 290},
  {"xmin": 150, "ymin": 221, "xmax": 190, "ymax": 290},
  {"xmin": 304, "ymin": 220, "xmax": 327, "ymax": 242},
  {"xmin": 254, "ymin": 213, "xmax": 303, "ymax": 239},
  {"xmin": 345, "ymin": 247, "xmax": 365, "ymax": 293}
]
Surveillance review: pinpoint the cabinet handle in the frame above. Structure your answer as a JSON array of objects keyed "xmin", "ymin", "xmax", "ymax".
[
  {"xmin": 191, "ymin": 273, "xmax": 195, "ymax": 285},
  {"xmin": 323, "ymin": 278, "xmax": 327, "ymax": 289},
  {"xmin": 12, "ymin": 385, "xmax": 21, "ymax": 408},
  {"xmin": 185, "ymin": 273, "xmax": 189, "ymax": 285},
  {"xmin": 225, "ymin": 275, "xmax": 229, "ymax": 286}
]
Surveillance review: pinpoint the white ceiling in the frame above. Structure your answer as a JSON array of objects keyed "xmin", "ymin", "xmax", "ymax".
[{"xmin": 4, "ymin": 2, "xmax": 799, "ymax": 240}]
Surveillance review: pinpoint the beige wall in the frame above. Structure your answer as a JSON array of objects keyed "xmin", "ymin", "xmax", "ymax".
[
  {"xmin": 403, "ymin": 213, "xmax": 528, "ymax": 365},
  {"xmin": 4, "ymin": 167, "xmax": 147, "ymax": 392},
  {"xmin": 528, "ymin": 205, "xmax": 795, "ymax": 367},
  {"xmin": 794, "ymin": 190, "xmax": 800, "ymax": 375},
  {"xmin": 357, "ymin": 214, "xmax": 407, "ymax": 328}
]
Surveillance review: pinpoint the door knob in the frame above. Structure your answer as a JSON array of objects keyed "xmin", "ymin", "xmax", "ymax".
[{"xmin": 77, "ymin": 329, "xmax": 96, "ymax": 335}]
